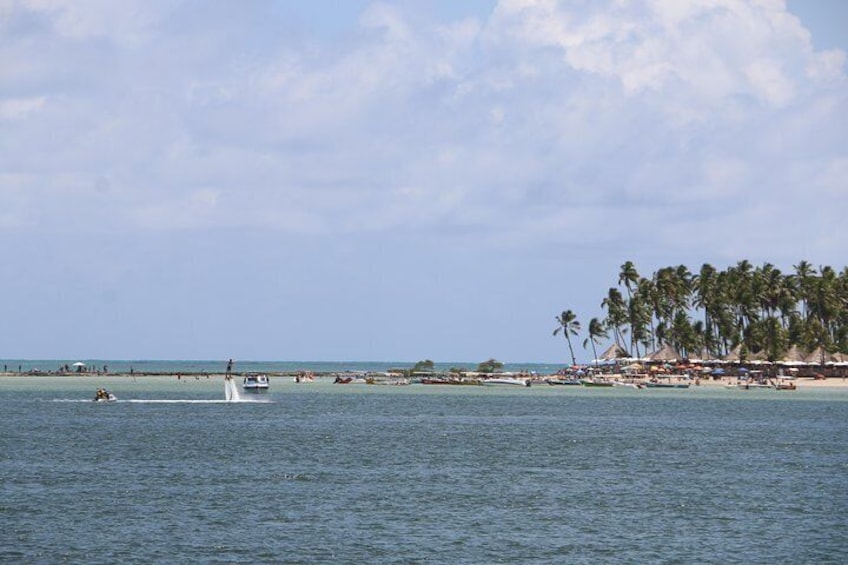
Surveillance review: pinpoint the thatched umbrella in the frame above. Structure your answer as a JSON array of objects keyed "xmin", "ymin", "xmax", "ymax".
[
  {"xmin": 723, "ymin": 345, "xmax": 742, "ymax": 362},
  {"xmin": 648, "ymin": 344, "xmax": 682, "ymax": 363},
  {"xmin": 830, "ymin": 351, "xmax": 848, "ymax": 364},
  {"xmin": 598, "ymin": 343, "xmax": 630, "ymax": 361},
  {"xmin": 778, "ymin": 344, "xmax": 808, "ymax": 365},
  {"xmin": 746, "ymin": 348, "xmax": 769, "ymax": 362},
  {"xmin": 804, "ymin": 346, "xmax": 829, "ymax": 365}
]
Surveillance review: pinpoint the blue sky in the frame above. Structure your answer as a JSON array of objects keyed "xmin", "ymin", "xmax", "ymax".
[{"xmin": 1, "ymin": 0, "xmax": 846, "ymax": 363}]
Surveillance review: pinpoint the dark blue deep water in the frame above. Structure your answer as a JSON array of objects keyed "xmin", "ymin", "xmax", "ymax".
[{"xmin": 2, "ymin": 378, "xmax": 847, "ymax": 564}]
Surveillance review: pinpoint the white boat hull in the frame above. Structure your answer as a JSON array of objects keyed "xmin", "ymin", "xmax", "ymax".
[
  {"xmin": 242, "ymin": 374, "xmax": 270, "ymax": 392},
  {"xmin": 481, "ymin": 378, "xmax": 530, "ymax": 387}
]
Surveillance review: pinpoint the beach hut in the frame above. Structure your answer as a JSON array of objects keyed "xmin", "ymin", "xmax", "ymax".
[
  {"xmin": 597, "ymin": 343, "xmax": 631, "ymax": 361},
  {"xmin": 778, "ymin": 345, "xmax": 808, "ymax": 366},
  {"xmin": 647, "ymin": 344, "xmax": 682, "ymax": 363},
  {"xmin": 722, "ymin": 345, "xmax": 742, "ymax": 362},
  {"xmin": 803, "ymin": 346, "xmax": 831, "ymax": 365},
  {"xmin": 746, "ymin": 349, "xmax": 770, "ymax": 363},
  {"xmin": 829, "ymin": 352, "xmax": 848, "ymax": 365},
  {"xmin": 721, "ymin": 344, "xmax": 772, "ymax": 365}
]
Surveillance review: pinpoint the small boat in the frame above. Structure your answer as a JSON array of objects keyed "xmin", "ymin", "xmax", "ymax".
[
  {"xmin": 242, "ymin": 373, "xmax": 270, "ymax": 392},
  {"xmin": 613, "ymin": 381, "xmax": 644, "ymax": 389},
  {"xmin": 93, "ymin": 389, "xmax": 117, "ymax": 402},
  {"xmin": 420, "ymin": 375, "xmax": 482, "ymax": 385},
  {"xmin": 644, "ymin": 382, "xmax": 691, "ymax": 389},
  {"xmin": 420, "ymin": 378, "xmax": 455, "ymax": 385},
  {"xmin": 481, "ymin": 377, "xmax": 531, "ymax": 387},
  {"xmin": 773, "ymin": 377, "xmax": 797, "ymax": 391},
  {"xmin": 545, "ymin": 378, "xmax": 582, "ymax": 386},
  {"xmin": 366, "ymin": 377, "xmax": 410, "ymax": 386},
  {"xmin": 333, "ymin": 375, "xmax": 368, "ymax": 384},
  {"xmin": 725, "ymin": 382, "xmax": 772, "ymax": 390},
  {"xmin": 581, "ymin": 378, "xmax": 614, "ymax": 387},
  {"xmin": 293, "ymin": 372, "xmax": 315, "ymax": 383}
]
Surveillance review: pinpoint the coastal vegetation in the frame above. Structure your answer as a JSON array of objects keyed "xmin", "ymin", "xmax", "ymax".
[
  {"xmin": 558, "ymin": 261, "xmax": 848, "ymax": 363},
  {"xmin": 476, "ymin": 358, "xmax": 504, "ymax": 373},
  {"xmin": 412, "ymin": 359, "xmax": 435, "ymax": 372}
]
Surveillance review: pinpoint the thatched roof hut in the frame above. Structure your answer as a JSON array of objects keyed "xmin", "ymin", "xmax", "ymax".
[
  {"xmin": 598, "ymin": 343, "xmax": 631, "ymax": 360},
  {"xmin": 778, "ymin": 344, "xmax": 808, "ymax": 365},
  {"xmin": 648, "ymin": 344, "xmax": 682, "ymax": 362},
  {"xmin": 805, "ymin": 347, "xmax": 848, "ymax": 364},
  {"xmin": 830, "ymin": 351, "xmax": 848, "ymax": 364},
  {"xmin": 723, "ymin": 344, "xmax": 768, "ymax": 362},
  {"xmin": 803, "ymin": 346, "xmax": 824, "ymax": 365},
  {"xmin": 723, "ymin": 344, "xmax": 742, "ymax": 362},
  {"xmin": 746, "ymin": 348, "xmax": 770, "ymax": 362}
]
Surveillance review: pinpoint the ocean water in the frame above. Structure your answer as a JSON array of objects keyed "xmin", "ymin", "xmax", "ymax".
[
  {"xmin": 2, "ymin": 378, "xmax": 847, "ymax": 564},
  {"xmin": 1, "ymin": 359, "xmax": 564, "ymax": 375}
]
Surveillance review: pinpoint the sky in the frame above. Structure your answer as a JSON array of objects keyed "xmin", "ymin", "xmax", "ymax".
[{"xmin": 1, "ymin": 0, "xmax": 846, "ymax": 364}]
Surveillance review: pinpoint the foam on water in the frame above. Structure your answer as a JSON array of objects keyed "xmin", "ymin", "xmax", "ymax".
[{"xmin": 224, "ymin": 378, "xmax": 242, "ymax": 402}]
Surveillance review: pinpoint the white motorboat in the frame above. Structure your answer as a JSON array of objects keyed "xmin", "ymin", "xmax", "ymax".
[
  {"xmin": 242, "ymin": 373, "xmax": 270, "ymax": 392},
  {"xmin": 725, "ymin": 382, "xmax": 772, "ymax": 390},
  {"xmin": 481, "ymin": 377, "xmax": 530, "ymax": 387}
]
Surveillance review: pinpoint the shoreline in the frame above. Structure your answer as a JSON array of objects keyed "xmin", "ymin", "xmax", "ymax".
[{"xmin": 2, "ymin": 372, "xmax": 847, "ymax": 389}]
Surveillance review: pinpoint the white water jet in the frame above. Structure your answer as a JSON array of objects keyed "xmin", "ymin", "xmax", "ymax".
[{"xmin": 225, "ymin": 378, "xmax": 241, "ymax": 402}]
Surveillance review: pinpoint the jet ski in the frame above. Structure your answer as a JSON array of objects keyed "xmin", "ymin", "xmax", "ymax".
[{"xmin": 93, "ymin": 388, "xmax": 117, "ymax": 402}]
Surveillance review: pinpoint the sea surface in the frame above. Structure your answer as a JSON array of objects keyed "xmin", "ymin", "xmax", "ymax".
[
  {"xmin": 2, "ymin": 377, "xmax": 847, "ymax": 564},
  {"xmin": 0, "ymin": 359, "xmax": 565, "ymax": 375}
]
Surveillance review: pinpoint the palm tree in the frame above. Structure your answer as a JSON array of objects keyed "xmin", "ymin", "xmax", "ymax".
[
  {"xmin": 693, "ymin": 263, "xmax": 719, "ymax": 357},
  {"xmin": 619, "ymin": 261, "xmax": 640, "ymax": 301},
  {"xmin": 601, "ymin": 288, "xmax": 628, "ymax": 350},
  {"xmin": 628, "ymin": 292, "xmax": 651, "ymax": 358},
  {"xmin": 581, "ymin": 260, "xmax": 847, "ymax": 364},
  {"xmin": 794, "ymin": 260, "xmax": 814, "ymax": 322},
  {"xmin": 583, "ymin": 318, "xmax": 608, "ymax": 366},
  {"xmin": 553, "ymin": 310, "xmax": 581, "ymax": 366},
  {"xmin": 638, "ymin": 277, "xmax": 659, "ymax": 352},
  {"xmin": 619, "ymin": 261, "xmax": 640, "ymax": 353}
]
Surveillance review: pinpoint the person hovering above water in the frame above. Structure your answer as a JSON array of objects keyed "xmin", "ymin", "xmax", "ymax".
[{"xmin": 225, "ymin": 358, "xmax": 234, "ymax": 380}]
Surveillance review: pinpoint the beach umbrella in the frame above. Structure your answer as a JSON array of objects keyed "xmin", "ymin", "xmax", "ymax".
[
  {"xmin": 72, "ymin": 362, "xmax": 86, "ymax": 367},
  {"xmin": 711, "ymin": 368, "xmax": 725, "ymax": 375}
]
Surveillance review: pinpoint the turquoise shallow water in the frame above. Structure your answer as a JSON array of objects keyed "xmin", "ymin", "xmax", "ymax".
[{"xmin": 2, "ymin": 378, "xmax": 847, "ymax": 564}]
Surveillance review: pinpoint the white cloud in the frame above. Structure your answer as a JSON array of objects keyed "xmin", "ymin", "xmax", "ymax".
[
  {"xmin": 0, "ymin": 0, "xmax": 844, "ymax": 266},
  {"xmin": 0, "ymin": 96, "xmax": 46, "ymax": 119},
  {"xmin": 21, "ymin": 0, "xmax": 174, "ymax": 45}
]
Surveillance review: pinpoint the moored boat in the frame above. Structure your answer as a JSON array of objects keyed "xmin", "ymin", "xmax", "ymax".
[
  {"xmin": 481, "ymin": 377, "xmax": 531, "ymax": 387},
  {"xmin": 772, "ymin": 377, "xmax": 797, "ymax": 390},
  {"xmin": 293, "ymin": 372, "xmax": 314, "ymax": 383},
  {"xmin": 242, "ymin": 373, "xmax": 270, "ymax": 392},
  {"xmin": 581, "ymin": 378, "xmax": 614, "ymax": 387},
  {"xmin": 644, "ymin": 382, "xmax": 691, "ymax": 389},
  {"xmin": 545, "ymin": 378, "xmax": 582, "ymax": 386},
  {"xmin": 725, "ymin": 382, "xmax": 772, "ymax": 390}
]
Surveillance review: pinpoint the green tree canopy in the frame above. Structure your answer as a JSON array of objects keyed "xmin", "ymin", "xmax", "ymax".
[{"xmin": 476, "ymin": 358, "xmax": 504, "ymax": 373}]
